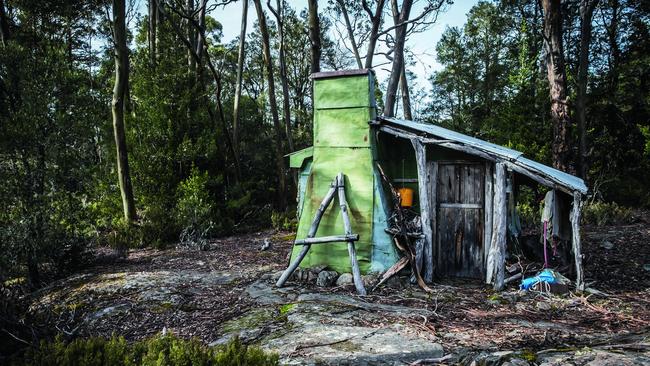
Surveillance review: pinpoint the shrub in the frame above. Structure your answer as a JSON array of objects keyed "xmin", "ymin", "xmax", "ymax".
[
  {"xmin": 176, "ymin": 167, "xmax": 215, "ymax": 250},
  {"xmin": 270, "ymin": 210, "xmax": 297, "ymax": 232},
  {"xmin": 139, "ymin": 203, "xmax": 179, "ymax": 250},
  {"xmin": 13, "ymin": 333, "xmax": 278, "ymax": 366},
  {"xmin": 582, "ymin": 201, "xmax": 635, "ymax": 226},
  {"xmin": 105, "ymin": 220, "xmax": 143, "ymax": 257}
]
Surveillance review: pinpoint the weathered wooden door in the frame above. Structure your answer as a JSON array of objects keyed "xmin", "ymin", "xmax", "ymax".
[{"xmin": 436, "ymin": 162, "xmax": 485, "ymax": 278}]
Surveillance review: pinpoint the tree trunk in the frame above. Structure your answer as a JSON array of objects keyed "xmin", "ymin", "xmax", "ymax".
[
  {"xmin": 400, "ymin": 64, "xmax": 412, "ymax": 119},
  {"xmin": 112, "ymin": 0, "xmax": 137, "ymax": 223},
  {"xmin": 156, "ymin": 1, "xmax": 241, "ymax": 181},
  {"xmin": 337, "ymin": 0, "xmax": 363, "ymax": 69},
  {"xmin": 148, "ymin": 0, "xmax": 157, "ymax": 65},
  {"xmin": 576, "ymin": 0, "xmax": 598, "ymax": 180},
  {"xmin": 383, "ymin": 0, "xmax": 412, "ymax": 117},
  {"xmin": 233, "ymin": 0, "xmax": 247, "ymax": 157},
  {"xmin": 606, "ymin": 0, "xmax": 620, "ymax": 90},
  {"xmin": 541, "ymin": 0, "xmax": 571, "ymax": 173},
  {"xmin": 363, "ymin": 0, "xmax": 385, "ymax": 69},
  {"xmin": 186, "ymin": 0, "xmax": 195, "ymax": 74},
  {"xmin": 268, "ymin": 0, "xmax": 294, "ymax": 152},
  {"xmin": 253, "ymin": 0, "xmax": 287, "ymax": 210},
  {"xmin": 195, "ymin": 0, "xmax": 207, "ymax": 65},
  {"xmin": 0, "ymin": 0, "xmax": 10, "ymax": 47},
  {"xmin": 307, "ymin": 0, "xmax": 321, "ymax": 73}
]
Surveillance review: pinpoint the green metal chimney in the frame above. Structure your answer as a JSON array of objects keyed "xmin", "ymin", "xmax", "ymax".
[{"xmin": 289, "ymin": 70, "xmax": 398, "ymax": 274}]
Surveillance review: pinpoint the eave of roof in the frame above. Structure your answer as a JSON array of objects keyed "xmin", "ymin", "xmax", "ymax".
[
  {"xmin": 310, "ymin": 69, "xmax": 374, "ymax": 80},
  {"xmin": 376, "ymin": 117, "xmax": 588, "ymax": 194},
  {"xmin": 285, "ymin": 146, "xmax": 313, "ymax": 168}
]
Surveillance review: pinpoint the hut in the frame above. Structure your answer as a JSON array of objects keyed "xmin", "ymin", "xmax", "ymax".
[{"xmin": 279, "ymin": 69, "xmax": 587, "ymax": 293}]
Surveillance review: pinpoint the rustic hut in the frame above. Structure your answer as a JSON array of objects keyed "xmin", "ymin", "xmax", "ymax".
[{"xmin": 280, "ymin": 69, "xmax": 587, "ymax": 292}]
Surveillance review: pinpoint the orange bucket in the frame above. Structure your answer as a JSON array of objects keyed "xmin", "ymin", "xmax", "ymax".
[{"xmin": 398, "ymin": 187, "xmax": 414, "ymax": 207}]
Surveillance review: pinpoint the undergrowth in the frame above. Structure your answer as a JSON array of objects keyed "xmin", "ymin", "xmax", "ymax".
[
  {"xmin": 11, "ymin": 333, "xmax": 278, "ymax": 366},
  {"xmin": 582, "ymin": 201, "xmax": 635, "ymax": 226}
]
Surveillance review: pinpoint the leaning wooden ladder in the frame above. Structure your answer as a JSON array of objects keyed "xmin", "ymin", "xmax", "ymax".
[{"xmin": 276, "ymin": 172, "xmax": 367, "ymax": 295}]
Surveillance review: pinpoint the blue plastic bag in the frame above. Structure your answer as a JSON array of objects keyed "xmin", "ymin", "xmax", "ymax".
[{"xmin": 520, "ymin": 269, "xmax": 557, "ymax": 290}]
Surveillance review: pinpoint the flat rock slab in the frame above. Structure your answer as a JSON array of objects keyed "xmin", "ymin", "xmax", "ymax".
[
  {"xmin": 244, "ymin": 283, "xmax": 444, "ymax": 365},
  {"xmin": 537, "ymin": 348, "xmax": 650, "ymax": 366},
  {"xmin": 263, "ymin": 323, "xmax": 443, "ymax": 365},
  {"xmin": 31, "ymin": 270, "xmax": 239, "ymax": 317}
]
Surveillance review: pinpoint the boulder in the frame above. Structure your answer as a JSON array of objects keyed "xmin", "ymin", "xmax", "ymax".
[
  {"xmin": 316, "ymin": 271, "xmax": 338, "ymax": 287},
  {"xmin": 336, "ymin": 273, "xmax": 353, "ymax": 286}
]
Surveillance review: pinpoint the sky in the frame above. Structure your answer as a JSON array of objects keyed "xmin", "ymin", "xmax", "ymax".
[{"xmin": 209, "ymin": 0, "xmax": 478, "ymax": 89}]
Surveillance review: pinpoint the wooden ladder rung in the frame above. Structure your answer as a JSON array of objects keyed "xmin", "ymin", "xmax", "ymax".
[{"xmin": 294, "ymin": 234, "xmax": 359, "ymax": 246}]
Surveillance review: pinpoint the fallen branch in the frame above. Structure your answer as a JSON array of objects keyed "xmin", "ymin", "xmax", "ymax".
[
  {"xmin": 372, "ymin": 256, "xmax": 409, "ymax": 291},
  {"xmin": 594, "ymin": 343, "xmax": 650, "ymax": 351},
  {"xmin": 504, "ymin": 273, "xmax": 522, "ymax": 285},
  {"xmin": 2, "ymin": 327, "xmax": 31, "ymax": 346},
  {"xmin": 410, "ymin": 354, "xmax": 453, "ymax": 365}
]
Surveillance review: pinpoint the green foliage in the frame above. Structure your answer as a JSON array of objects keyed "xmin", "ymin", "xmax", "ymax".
[
  {"xmin": 270, "ymin": 211, "xmax": 298, "ymax": 232},
  {"xmin": 105, "ymin": 220, "xmax": 146, "ymax": 255},
  {"xmin": 515, "ymin": 186, "xmax": 541, "ymax": 230},
  {"xmin": 582, "ymin": 202, "xmax": 635, "ymax": 226},
  {"xmin": 425, "ymin": 0, "xmax": 650, "ymax": 207},
  {"xmin": 0, "ymin": 1, "xmax": 103, "ymax": 283},
  {"xmin": 13, "ymin": 334, "xmax": 278, "ymax": 366},
  {"xmin": 176, "ymin": 167, "xmax": 214, "ymax": 250}
]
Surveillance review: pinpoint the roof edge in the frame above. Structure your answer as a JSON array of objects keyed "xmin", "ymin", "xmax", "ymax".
[
  {"xmin": 311, "ymin": 69, "xmax": 373, "ymax": 80},
  {"xmin": 375, "ymin": 117, "xmax": 588, "ymax": 194}
]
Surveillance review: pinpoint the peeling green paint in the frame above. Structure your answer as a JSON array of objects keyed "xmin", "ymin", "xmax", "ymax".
[{"xmin": 291, "ymin": 72, "xmax": 378, "ymax": 274}]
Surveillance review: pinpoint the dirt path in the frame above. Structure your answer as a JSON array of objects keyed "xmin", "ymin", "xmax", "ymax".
[{"xmin": 26, "ymin": 218, "xmax": 650, "ymax": 364}]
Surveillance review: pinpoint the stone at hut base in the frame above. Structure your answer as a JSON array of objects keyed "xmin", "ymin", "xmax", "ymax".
[
  {"xmin": 336, "ymin": 273, "xmax": 353, "ymax": 286},
  {"xmin": 316, "ymin": 271, "xmax": 338, "ymax": 287}
]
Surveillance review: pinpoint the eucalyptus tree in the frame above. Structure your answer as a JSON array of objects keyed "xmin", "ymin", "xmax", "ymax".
[
  {"xmin": 111, "ymin": 0, "xmax": 137, "ymax": 223},
  {"xmin": 267, "ymin": 0, "xmax": 294, "ymax": 152},
  {"xmin": 576, "ymin": 0, "xmax": 599, "ymax": 179},
  {"xmin": 253, "ymin": 0, "xmax": 287, "ymax": 210},
  {"xmin": 232, "ymin": 0, "xmax": 248, "ymax": 158},
  {"xmin": 541, "ymin": 0, "xmax": 571, "ymax": 172},
  {"xmin": 307, "ymin": 0, "xmax": 321, "ymax": 73}
]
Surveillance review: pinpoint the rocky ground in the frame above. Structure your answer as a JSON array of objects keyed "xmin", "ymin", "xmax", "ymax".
[{"xmin": 23, "ymin": 214, "xmax": 650, "ymax": 365}]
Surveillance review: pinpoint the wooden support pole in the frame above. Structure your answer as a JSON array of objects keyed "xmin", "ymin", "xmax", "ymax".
[
  {"xmin": 294, "ymin": 234, "xmax": 359, "ymax": 245},
  {"xmin": 429, "ymin": 161, "xmax": 438, "ymax": 278},
  {"xmin": 486, "ymin": 162, "xmax": 507, "ymax": 290},
  {"xmin": 571, "ymin": 191, "xmax": 585, "ymax": 291},
  {"xmin": 276, "ymin": 178, "xmax": 338, "ymax": 287},
  {"xmin": 483, "ymin": 162, "xmax": 493, "ymax": 271},
  {"xmin": 337, "ymin": 173, "xmax": 367, "ymax": 296},
  {"xmin": 411, "ymin": 138, "xmax": 434, "ymax": 282}
]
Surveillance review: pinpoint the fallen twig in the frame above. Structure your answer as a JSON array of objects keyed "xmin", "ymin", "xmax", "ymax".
[
  {"xmin": 410, "ymin": 354, "xmax": 453, "ymax": 365},
  {"xmin": 372, "ymin": 256, "xmax": 409, "ymax": 291},
  {"xmin": 2, "ymin": 327, "xmax": 32, "ymax": 346}
]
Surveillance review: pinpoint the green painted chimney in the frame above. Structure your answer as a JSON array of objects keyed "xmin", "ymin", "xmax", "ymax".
[{"xmin": 290, "ymin": 70, "xmax": 397, "ymax": 274}]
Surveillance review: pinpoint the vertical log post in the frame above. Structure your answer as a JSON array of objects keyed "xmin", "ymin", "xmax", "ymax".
[
  {"xmin": 571, "ymin": 191, "xmax": 585, "ymax": 291},
  {"xmin": 483, "ymin": 162, "xmax": 494, "ymax": 272},
  {"xmin": 429, "ymin": 161, "xmax": 438, "ymax": 278},
  {"xmin": 411, "ymin": 138, "xmax": 434, "ymax": 282},
  {"xmin": 486, "ymin": 162, "xmax": 507, "ymax": 290},
  {"xmin": 337, "ymin": 173, "xmax": 367, "ymax": 296},
  {"xmin": 276, "ymin": 177, "xmax": 338, "ymax": 287}
]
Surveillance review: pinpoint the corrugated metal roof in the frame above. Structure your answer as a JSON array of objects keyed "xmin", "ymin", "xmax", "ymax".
[
  {"xmin": 378, "ymin": 117, "xmax": 587, "ymax": 194},
  {"xmin": 381, "ymin": 118, "xmax": 524, "ymax": 161}
]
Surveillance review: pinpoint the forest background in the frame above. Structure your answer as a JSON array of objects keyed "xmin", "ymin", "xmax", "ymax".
[{"xmin": 0, "ymin": 0, "xmax": 648, "ymax": 288}]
